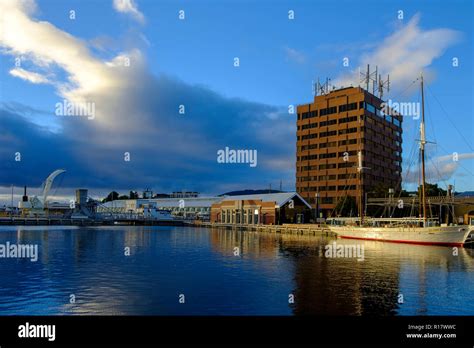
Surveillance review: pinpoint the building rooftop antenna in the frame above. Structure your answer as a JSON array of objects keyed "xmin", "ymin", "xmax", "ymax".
[
  {"xmin": 359, "ymin": 64, "xmax": 378, "ymax": 94},
  {"xmin": 378, "ymin": 73, "xmax": 390, "ymax": 99},
  {"xmin": 315, "ymin": 77, "xmax": 333, "ymax": 96}
]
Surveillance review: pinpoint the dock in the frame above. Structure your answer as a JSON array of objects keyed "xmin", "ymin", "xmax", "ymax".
[{"xmin": 196, "ymin": 222, "xmax": 335, "ymax": 236}]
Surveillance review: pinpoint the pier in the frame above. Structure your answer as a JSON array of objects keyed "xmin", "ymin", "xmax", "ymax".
[{"xmin": 198, "ymin": 222, "xmax": 335, "ymax": 236}]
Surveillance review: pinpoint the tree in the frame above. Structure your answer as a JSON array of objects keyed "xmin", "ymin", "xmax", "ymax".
[
  {"xmin": 129, "ymin": 191, "xmax": 139, "ymax": 199},
  {"xmin": 102, "ymin": 191, "xmax": 120, "ymax": 203},
  {"xmin": 334, "ymin": 196, "xmax": 358, "ymax": 217},
  {"xmin": 399, "ymin": 189, "xmax": 411, "ymax": 197},
  {"xmin": 418, "ymin": 183, "xmax": 447, "ymax": 197}
]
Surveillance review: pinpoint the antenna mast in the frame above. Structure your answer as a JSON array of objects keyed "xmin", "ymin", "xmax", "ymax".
[
  {"xmin": 359, "ymin": 64, "xmax": 389, "ymax": 98},
  {"xmin": 359, "ymin": 64, "xmax": 379, "ymax": 93},
  {"xmin": 314, "ymin": 77, "xmax": 333, "ymax": 96},
  {"xmin": 378, "ymin": 74, "xmax": 390, "ymax": 99}
]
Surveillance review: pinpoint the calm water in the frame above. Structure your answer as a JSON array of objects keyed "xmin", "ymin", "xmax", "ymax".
[{"xmin": 0, "ymin": 225, "xmax": 472, "ymax": 315}]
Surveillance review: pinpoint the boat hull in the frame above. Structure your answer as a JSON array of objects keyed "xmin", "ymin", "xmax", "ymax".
[{"xmin": 328, "ymin": 225, "xmax": 472, "ymax": 247}]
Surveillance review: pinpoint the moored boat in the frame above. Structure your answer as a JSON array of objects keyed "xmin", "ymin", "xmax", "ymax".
[{"xmin": 328, "ymin": 73, "xmax": 472, "ymax": 247}]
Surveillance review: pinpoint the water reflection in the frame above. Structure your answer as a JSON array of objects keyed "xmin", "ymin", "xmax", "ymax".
[
  {"xmin": 0, "ymin": 226, "xmax": 472, "ymax": 315},
  {"xmin": 209, "ymin": 227, "xmax": 474, "ymax": 315}
]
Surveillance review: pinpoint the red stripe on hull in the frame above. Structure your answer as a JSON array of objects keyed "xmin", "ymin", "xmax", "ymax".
[{"xmin": 339, "ymin": 235, "xmax": 465, "ymax": 247}]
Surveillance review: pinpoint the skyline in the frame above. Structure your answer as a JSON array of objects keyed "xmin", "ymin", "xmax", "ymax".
[{"xmin": 1, "ymin": 0, "xmax": 473, "ymax": 204}]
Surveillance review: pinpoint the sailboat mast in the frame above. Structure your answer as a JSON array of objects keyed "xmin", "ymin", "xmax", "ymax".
[
  {"xmin": 358, "ymin": 150, "xmax": 364, "ymax": 224},
  {"xmin": 420, "ymin": 73, "xmax": 427, "ymax": 227}
]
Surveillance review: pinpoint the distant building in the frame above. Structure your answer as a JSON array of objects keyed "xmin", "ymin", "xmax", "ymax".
[
  {"xmin": 98, "ymin": 196, "xmax": 222, "ymax": 220},
  {"xmin": 170, "ymin": 191, "xmax": 199, "ymax": 198},
  {"xmin": 210, "ymin": 192, "xmax": 312, "ymax": 225},
  {"xmin": 296, "ymin": 86, "xmax": 403, "ymax": 217}
]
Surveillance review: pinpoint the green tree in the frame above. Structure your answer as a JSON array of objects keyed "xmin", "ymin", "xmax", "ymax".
[
  {"xmin": 418, "ymin": 183, "xmax": 447, "ymax": 197},
  {"xmin": 102, "ymin": 191, "xmax": 120, "ymax": 203},
  {"xmin": 399, "ymin": 189, "xmax": 411, "ymax": 197}
]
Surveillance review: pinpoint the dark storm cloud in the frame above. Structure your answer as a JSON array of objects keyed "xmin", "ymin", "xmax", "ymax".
[{"xmin": 0, "ymin": 75, "xmax": 296, "ymax": 195}]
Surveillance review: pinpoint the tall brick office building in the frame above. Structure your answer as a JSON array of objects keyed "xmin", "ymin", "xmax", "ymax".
[{"xmin": 296, "ymin": 86, "xmax": 403, "ymax": 217}]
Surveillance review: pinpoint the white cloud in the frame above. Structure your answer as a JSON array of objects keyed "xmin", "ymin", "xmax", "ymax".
[
  {"xmin": 334, "ymin": 14, "xmax": 461, "ymax": 92},
  {"xmin": 284, "ymin": 47, "xmax": 306, "ymax": 64},
  {"xmin": 112, "ymin": 0, "xmax": 145, "ymax": 24},
  {"xmin": 0, "ymin": 0, "xmax": 143, "ymax": 130},
  {"xmin": 9, "ymin": 67, "xmax": 49, "ymax": 84},
  {"xmin": 404, "ymin": 152, "xmax": 474, "ymax": 183}
]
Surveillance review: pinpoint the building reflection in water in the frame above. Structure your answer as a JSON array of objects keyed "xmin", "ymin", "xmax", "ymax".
[{"xmin": 209, "ymin": 227, "xmax": 474, "ymax": 315}]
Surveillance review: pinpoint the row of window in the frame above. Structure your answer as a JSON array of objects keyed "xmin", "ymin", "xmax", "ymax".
[
  {"xmin": 363, "ymin": 102, "xmax": 403, "ymax": 127},
  {"xmin": 362, "ymin": 138, "xmax": 401, "ymax": 151},
  {"xmin": 297, "ymin": 115, "xmax": 359, "ymax": 131},
  {"xmin": 301, "ymin": 111, "xmax": 317, "ymax": 120},
  {"xmin": 338, "ymin": 115, "xmax": 358, "ymax": 124},
  {"xmin": 300, "ymin": 144, "xmax": 318, "ymax": 151},
  {"xmin": 297, "ymin": 173, "xmax": 357, "ymax": 182},
  {"xmin": 221, "ymin": 209, "xmax": 259, "ymax": 224},
  {"xmin": 320, "ymin": 106, "xmax": 338, "ymax": 116},
  {"xmin": 297, "ymin": 171, "xmax": 400, "ymax": 184},
  {"xmin": 362, "ymin": 126, "xmax": 401, "ymax": 138},
  {"xmin": 298, "ymin": 151, "xmax": 359, "ymax": 161},
  {"xmin": 301, "ymin": 122, "xmax": 318, "ymax": 130},
  {"xmin": 304, "ymin": 196, "xmax": 334, "ymax": 204},
  {"xmin": 299, "ymin": 138, "xmax": 358, "ymax": 150},
  {"xmin": 298, "ymin": 102, "xmax": 360, "ymax": 120},
  {"xmin": 301, "ymin": 133, "xmax": 318, "ymax": 141},
  {"xmin": 298, "ymin": 102, "xmax": 402, "ymax": 128},
  {"xmin": 298, "ymin": 162, "xmax": 357, "ymax": 171},
  {"xmin": 299, "ymin": 185, "xmax": 357, "ymax": 192},
  {"xmin": 319, "ymin": 119, "xmax": 338, "ymax": 127},
  {"xmin": 339, "ymin": 102, "xmax": 358, "ymax": 112},
  {"xmin": 298, "ymin": 127, "xmax": 359, "ymax": 139}
]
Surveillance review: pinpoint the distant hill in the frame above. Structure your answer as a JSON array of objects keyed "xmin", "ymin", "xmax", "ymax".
[
  {"xmin": 455, "ymin": 191, "xmax": 474, "ymax": 197},
  {"xmin": 220, "ymin": 189, "xmax": 283, "ymax": 196}
]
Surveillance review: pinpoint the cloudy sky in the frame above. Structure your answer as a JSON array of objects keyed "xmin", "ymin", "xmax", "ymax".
[{"xmin": 0, "ymin": 0, "xmax": 473, "ymax": 203}]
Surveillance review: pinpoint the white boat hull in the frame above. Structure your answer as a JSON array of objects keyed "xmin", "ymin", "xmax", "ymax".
[{"xmin": 328, "ymin": 225, "xmax": 472, "ymax": 247}]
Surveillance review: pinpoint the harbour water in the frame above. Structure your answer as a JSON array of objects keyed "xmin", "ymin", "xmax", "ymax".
[{"xmin": 0, "ymin": 225, "xmax": 472, "ymax": 315}]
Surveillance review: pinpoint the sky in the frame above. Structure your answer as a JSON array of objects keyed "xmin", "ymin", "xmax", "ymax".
[{"xmin": 0, "ymin": 0, "xmax": 473, "ymax": 203}]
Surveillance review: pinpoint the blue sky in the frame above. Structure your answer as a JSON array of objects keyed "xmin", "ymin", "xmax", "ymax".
[{"xmin": 0, "ymin": 0, "xmax": 473, "ymax": 202}]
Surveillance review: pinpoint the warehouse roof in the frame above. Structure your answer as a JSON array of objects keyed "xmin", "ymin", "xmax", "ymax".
[{"xmin": 219, "ymin": 192, "xmax": 311, "ymax": 209}]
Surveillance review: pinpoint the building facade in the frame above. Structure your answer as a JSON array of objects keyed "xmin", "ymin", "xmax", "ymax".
[
  {"xmin": 296, "ymin": 87, "xmax": 403, "ymax": 217},
  {"xmin": 210, "ymin": 192, "xmax": 312, "ymax": 225}
]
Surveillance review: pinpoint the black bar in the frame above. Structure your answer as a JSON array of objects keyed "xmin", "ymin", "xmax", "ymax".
[{"xmin": 0, "ymin": 316, "xmax": 472, "ymax": 346}]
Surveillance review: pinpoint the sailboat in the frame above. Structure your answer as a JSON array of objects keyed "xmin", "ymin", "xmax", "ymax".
[{"xmin": 328, "ymin": 73, "xmax": 472, "ymax": 247}]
